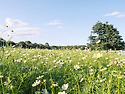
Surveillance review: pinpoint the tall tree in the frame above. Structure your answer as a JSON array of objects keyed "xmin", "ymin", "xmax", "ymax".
[
  {"xmin": 87, "ymin": 21, "xmax": 125, "ymax": 50},
  {"xmin": 25, "ymin": 41, "xmax": 32, "ymax": 48},
  {"xmin": 0, "ymin": 38, "xmax": 6, "ymax": 46},
  {"xmin": 45, "ymin": 42, "xmax": 51, "ymax": 49}
]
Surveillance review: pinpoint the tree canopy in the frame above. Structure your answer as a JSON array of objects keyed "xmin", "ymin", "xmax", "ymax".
[{"xmin": 87, "ymin": 21, "xmax": 125, "ymax": 50}]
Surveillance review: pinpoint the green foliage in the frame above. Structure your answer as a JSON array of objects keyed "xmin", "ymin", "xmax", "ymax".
[
  {"xmin": 0, "ymin": 47, "xmax": 124, "ymax": 93},
  {"xmin": 17, "ymin": 41, "xmax": 27, "ymax": 48},
  {"xmin": 25, "ymin": 41, "xmax": 32, "ymax": 48},
  {"xmin": 0, "ymin": 38, "xmax": 85, "ymax": 50},
  {"xmin": 0, "ymin": 38, "xmax": 6, "ymax": 46},
  {"xmin": 88, "ymin": 21, "xmax": 125, "ymax": 50},
  {"xmin": 6, "ymin": 41, "xmax": 16, "ymax": 46},
  {"xmin": 45, "ymin": 42, "xmax": 51, "ymax": 49}
]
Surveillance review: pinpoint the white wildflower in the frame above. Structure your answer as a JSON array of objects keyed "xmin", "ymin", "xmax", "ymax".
[
  {"xmin": 32, "ymin": 80, "xmax": 41, "ymax": 87},
  {"xmin": 74, "ymin": 65, "xmax": 80, "ymax": 70},
  {"xmin": 105, "ymin": 57, "xmax": 108, "ymax": 60},
  {"xmin": 52, "ymin": 83, "xmax": 58, "ymax": 87},
  {"xmin": 0, "ymin": 75, "xmax": 3, "ymax": 78},
  {"xmin": 36, "ymin": 75, "xmax": 44, "ymax": 79},
  {"xmin": 10, "ymin": 85, "xmax": 13, "ymax": 89},
  {"xmin": 80, "ymin": 78, "xmax": 84, "ymax": 82},
  {"xmin": 100, "ymin": 78, "xmax": 106, "ymax": 82},
  {"xmin": 93, "ymin": 53, "xmax": 103, "ymax": 58},
  {"xmin": 24, "ymin": 60, "xmax": 27, "ymax": 63},
  {"xmin": 31, "ymin": 59, "xmax": 36, "ymax": 62},
  {"xmin": 100, "ymin": 68, "xmax": 107, "ymax": 71},
  {"xmin": 53, "ymin": 65, "xmax": 57, "ymax": 68},
  {"xmin": 112, "ymin": 70, "xmax": 117, "ymax": 73},
  {"xmin": 62, "ymin": 83, "xmax": 68, "ymax": 90},
  {"xmin": 14, "ymin": 59, "xmax": 21, "ymax": 63},
  {"xmin": 89, "ymin": 69, "xmax": 93, "ymax": 72},
  {"xmin": 118, "ymin": 75, "xmax": 123, "ymax": 79},
  {"xmin": 58, "ymin": 91, "xmax": 67, "ymax": 94},
  {"xmin": 4, "ymin": 79, "xmax": 12, "ymax": 86},
  {"xmin": 82, "ymin": 57, "xmax": 86, "ymax": 60},
  {"xmin": 107, "ymin": 62, "xmax": 113, "ymax": 67},
  {"xmin": 112, "ymin": 74, "xmax": 118, "ymax": 77}
]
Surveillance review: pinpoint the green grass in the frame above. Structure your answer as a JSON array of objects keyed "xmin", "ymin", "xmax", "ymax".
[{"xmin": 0, "ymin": 47, "xmax": 124, "ymax": 94}]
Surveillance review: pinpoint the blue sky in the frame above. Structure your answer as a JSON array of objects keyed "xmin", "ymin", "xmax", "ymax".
[{"xmin": 0, "ymin": 0, "xmax": 125, "ymax": 46}]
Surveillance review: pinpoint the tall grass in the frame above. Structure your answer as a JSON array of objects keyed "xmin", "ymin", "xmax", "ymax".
[{"xmin": 0, "ymin": 47, "xmax": 124, "ymax": 94}]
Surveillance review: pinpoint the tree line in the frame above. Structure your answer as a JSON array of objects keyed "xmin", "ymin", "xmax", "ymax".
[
  {"xmin": 1, "ymin": 21, "xmax": 125, "ymax": 50},
  {"xmin": 0, "ymin": 38, "xmax": 86, "ymax": 50}
]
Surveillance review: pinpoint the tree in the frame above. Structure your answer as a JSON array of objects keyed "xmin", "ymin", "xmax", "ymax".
[
  {"xmin": 51, "ymin": 46, "xmax": 58, "ymax": 50},
  {"xmin": 45, "ymin": 42, "xmax": 51, "ymax": 49},
  {"xmin": 17, "ymin": 41, "xmax": 27, "ymax": 48},
  {"xmin": 87, "ymin": 21, "xmax": 125, "ymax": 50},
  {"xmin": 7, "ymin": 41, "xmax": 16, "ymax": 46},
  {"xmin": 39, "ymin": 44, "xmax": 46, "ymax": 49},
  {"xmin": 31, "ymin": 43, "xmax": 39, "ymax": 48},
  {"xmin": 25, "ymin": 41, "xmax": 32, "ymax": 48},
  {"xmin": 0, "ymin": 38, "xmax": 6, "ymax": 46}
]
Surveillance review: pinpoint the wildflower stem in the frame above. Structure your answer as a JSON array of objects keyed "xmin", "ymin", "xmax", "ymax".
[
  {"xmin": 11, "ymin": 88, "xmax": 14, "ymax": 94},
  {"xmin": 49, "ymin": 71, "xmax": 54, "ymax": 94},
  {"xmin": 117, "ymin": 64, "xmax": 120, "ymax": 94},
  {"xmin": 70, "ymin": 70, "xmax": 81, "ymax": 94},
  {"xmin": 1, "ymin": 79, "xmax": 5, "ymax": 94},
  {"xmin": 118, "ymin": 78, "xmax": 120, "ymax": 94}
]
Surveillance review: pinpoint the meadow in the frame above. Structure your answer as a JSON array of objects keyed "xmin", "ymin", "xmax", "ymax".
[{"xmin": 0, "ymin": 47, "xmax": 124, "ymax": 94}]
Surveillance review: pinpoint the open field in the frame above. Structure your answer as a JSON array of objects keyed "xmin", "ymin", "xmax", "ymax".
[{"xmin": 0, "ymin": 47, "xmax": 124, "ymax": 94}]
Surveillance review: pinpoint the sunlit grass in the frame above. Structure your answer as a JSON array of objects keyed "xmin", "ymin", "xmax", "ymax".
[{"xmin": 0, "ymin": 47, "xmax": 124, "ymax": 94}]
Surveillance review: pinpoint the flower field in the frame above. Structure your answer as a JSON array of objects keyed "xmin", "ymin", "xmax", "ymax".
[{"xmin": 0, "ymin": 47, "xmax": 124, "ymax": 94}]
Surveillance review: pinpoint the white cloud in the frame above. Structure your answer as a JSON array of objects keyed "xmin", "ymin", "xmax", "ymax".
[
  {"xmin": 57, "ymin": 26, "xmax": 64, "ymax": 29},
  {"xmin": 14, "ymin": 27, "xmax": 44, "ymax": 32},
  {"xmin": 13, "ymin": 27, "xmax": 45, "ymax": 37},
  {"xmin": 5, "ymin": 17, "xmax": 28, "ymax": 27},
  {"xmin": 104, "ymin": 11, "xmax": 125, "ymax": 18},
  {"xmin": 45, "ymin": 20, "xmax": 63, "ymax": 25},
  {"xmin": 104, "ymin": 11, "xmax": 120, "ymax": 17},
  {"xmin": 5, "ymin": 17, "xmax": 44, "ymax": 32},
  {"xmin": 116, "ymin": 14, "xmax": 125, "ymax": 18},
  {"xmin": 0, "ymin": 17, "xmax": 45, "ymax": 41}
]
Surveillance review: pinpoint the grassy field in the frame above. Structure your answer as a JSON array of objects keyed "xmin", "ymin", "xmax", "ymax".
[{"xmin": 0, "ymin": 47, "xmax": 124, "ymax": 94}]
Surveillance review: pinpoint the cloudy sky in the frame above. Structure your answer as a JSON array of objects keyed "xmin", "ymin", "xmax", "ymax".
[{"xmin": 0, "ymin": 0, "xmax": 125, "ymax": 45}]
